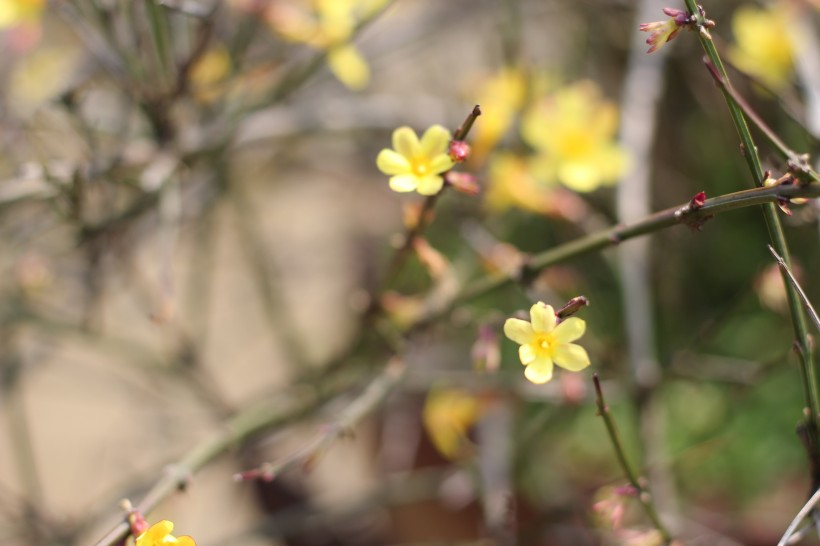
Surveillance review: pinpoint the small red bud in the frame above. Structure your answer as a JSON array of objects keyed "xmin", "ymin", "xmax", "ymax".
[
  {"xmin": 449, "ymin": 140, "xmax": 471, "ymax": 162},
  {"xmin": 690, "ymin": 191, "xmax": 706, "ymax": 209}
]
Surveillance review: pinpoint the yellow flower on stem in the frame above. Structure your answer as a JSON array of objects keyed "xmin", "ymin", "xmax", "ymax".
[
  {"xmin": 135, "ymin": 520, "xmax": 196, "ymax": 546},
  {"xmin": 376, "ymin": 125, "xmax": 455, "ymax": 195},
  {"xmin": 503, "ymin": 301, "xmax": 590, "ymax": 384},
  {"xmin": 521, "ymin": 80, "xmax": 628, "ymax": 192}
]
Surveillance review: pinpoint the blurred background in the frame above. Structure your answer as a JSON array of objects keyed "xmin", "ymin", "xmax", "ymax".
[{"xmin": 0, "ymin": 1, "xmax": 819, "ymax": 545}]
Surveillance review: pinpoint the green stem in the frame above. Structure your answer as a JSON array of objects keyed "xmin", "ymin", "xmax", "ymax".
[
  {"xmin": 421, "ymin": 182, "xmax": 820, "ymax": 326},
  {"xmin": 144, "ymin": 0, "xmax": 173, "ymax": 88},
  {"xmin": 593, "ymin": 375, "xmax": 672, "ymax": 543},
  {"xmin": 684, "ymin": 0, "xmax": 820, "ymax": 487}
]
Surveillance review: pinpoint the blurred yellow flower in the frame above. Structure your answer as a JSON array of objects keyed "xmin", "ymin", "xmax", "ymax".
[
  {"xmin": 521, "ymin": 80, "xmax": 628, "ymax": 192},
  {"xmin": 189, "ymin": 45, "xmax": 232, "ymax": 103},
  {"xmin": 485, "ymin": 153, "xmax": 556, "ymax": 214},
  {"xmin": 266, "ymin": 0, "xmax": 386, "ymax": 90},
  {"xmin": 469, "ymin": 68, "xmax": 527, "ymax": 162},
  {"xmin": 423, "ymin": 388, "xmax": 480, "ymax": 459},
  {"xmin": 0, "ymin": 0, "xmax": 43, "ymax": 28},
  {"xmin": 729, "ymin": 5, "xmax": 793, "ymax": 90},
  {"xmin": 135, "ymin": 520, "xmax": 196, "ymax": 546},
  {"xmin": 376, "ymin": 125, "xmax": 455, "ymax": 195},
  {"xmin": 503, "ymin": 301, "xmax": 590, "ymax": 384}
]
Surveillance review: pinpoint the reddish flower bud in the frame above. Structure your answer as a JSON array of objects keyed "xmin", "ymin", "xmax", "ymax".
[
  {"xmin": 445, "ymin": 172, "xmax": 480, "ymax": 196},
  {"xmin": 690, "ymin": 191, "xmax": 706, "ymax": 209},
  {"xmin": 449, "ymin": 140, "xmax": 471, "ymax": 162}
]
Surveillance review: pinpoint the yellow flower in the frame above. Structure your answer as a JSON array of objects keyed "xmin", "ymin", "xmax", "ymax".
[
  {"xmin": 0, "ymin": 0, "xmax": 43, "ymax": 28},
  {"xmin": 135, "ymin": 520, "xmax": 196, "ymax": 546},
  {"xmin": 423, "ymin": 388, "xmax": 480, "ymax": 460},
  {"xmin": 469, "ymin": 68, "xmax": 527, "ymax": 163},
  {"xmin": 189, "ymin": 45, "xmax": 231, "ymax": 103},
  {"xmin": 266, "ymin": 0, "xmax": 383, "ymax": 90},
  {"xmin": 503, "ymin": 301, "xmax": 590, "ymax": 384},
  {"xmin": 521, "ymin": 80, "xmax": 628, "ymax": 192},
  {"xmin": 376, "ymin": 125, "xmax": 455, "ymax": 195},
  {"xmin": 728, "ymin": 5, "xmax": 794, "ymax": 90},
  {"xmin": 485, "ymin": 153, "xmax": 557, "ymax": 214}
]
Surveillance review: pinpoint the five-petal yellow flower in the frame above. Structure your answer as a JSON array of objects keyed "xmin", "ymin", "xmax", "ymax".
[
  {"xmin": 503, "ymin": 302, "xmax": 590, "ymax": 384},
  {"xmin": 135, "ymin": 520, "xmax": 196, "ymax": 546},
  {"xmin": 376, "ymin": 125, "xmax": 455, "ymax": 195}
]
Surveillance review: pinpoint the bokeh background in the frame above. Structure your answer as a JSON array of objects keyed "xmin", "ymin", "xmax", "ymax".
[{"xmin": 0, "ymin": 1, "xmax": 819, "ymax": 545}]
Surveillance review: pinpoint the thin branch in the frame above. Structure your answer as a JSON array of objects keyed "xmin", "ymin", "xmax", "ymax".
[
  {"xmin": 414, "ymin": 182, "xmax": 820, "ymax": 329},
  {"xmin": 769, "ymin": 245, "xmax": 820, "ymax": 333},
  {"xmin": 703, "ymin": 60, "xmax": 818, "ymax": 181},
  {"xmin": 92, "ymin": 370, "xmax": 367, "ymax": 546},
  {"xmin": 778, "ymin": 487, "xmax": 820, "ymax": 546},
  {"xmin": 592, "ymin": 374, "xmax": 673, "ymax": 544},
  {"xmin": 684, "ymin": 0, "xmax": 820, "ymax": 491},
  {"xmin": 235, "ymin": 358, "xmax": 406, "ymax": 481}
]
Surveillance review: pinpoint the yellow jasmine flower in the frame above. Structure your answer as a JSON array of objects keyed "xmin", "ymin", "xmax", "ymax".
[
  {"xmin": 469, "ymin": 68, "xmax": 527, "ymax": 163},
  {"xmin": 503, "ymin": 301, "xmax": 590, "ymax": 384},
  {"xmin": 423, "ymin": 388, "xmax": 480, "ymax": 460},
  {"xmin": 521, "ymin": 80, "xmax": 628, "ymax": 192},
  {"xmin": 266, "ymin": 0, "xmax": 384, "ymax": 90},
  {"xmin": 0, "ymin": 0, "xmax": 43, "ymax": 29},
  {"xmin": 135, "ymin": 520, "xmax": 196, "ymax": 546},
  {"xmin": 376, "ymin": 125, "xmax": 455, "ymax": 195},
  {"xmin": 485, "ymin": 153, "xmax": 557, "ymax": 214},
  {"xmin": 729, "ymin": 5, "xmax": 794, "ymax": 90}
]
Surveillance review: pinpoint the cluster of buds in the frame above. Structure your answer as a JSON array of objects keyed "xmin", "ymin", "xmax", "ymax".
[{"xmin": 640, "ymin": 6, "xmax": 714, "ymax": 53}]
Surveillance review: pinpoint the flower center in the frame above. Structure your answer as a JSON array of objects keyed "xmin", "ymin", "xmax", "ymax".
[
  {"xmin": 534, "ymin": 334, "xmax": 554, "ymax": 355},
  {"xmin": 412, "ymin": 159, "xmax": 429, "ymax": 177}
]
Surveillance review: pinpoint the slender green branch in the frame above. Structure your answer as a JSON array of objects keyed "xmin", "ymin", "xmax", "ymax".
[
  {"xmin": 769, "ymin": 245, "xmax": 820, "ymax": 333},
  {"xmin": 592, "ymin": 374, "xmax": 672, "ymax": 543},
  {"xmin": 416, "ymin": 182, "xmax": 820, "ymax": 327},
  {"xmin": 92, "ymin": 368, "xmax": 368, "ymax": 546},
  {"xmin": 235, "ymin": 358, "xmax": 406, "ymax": 481},
  {"xmin": 144, "ymin": 0, "xmax": 173, "ymax": 87},
  {"xmin": 683, "ymin": 0, "xmax": 820, "ymax": 488},
  {"xmin": 702, "ymin": 60, "xmax": 819, "ymax": 182}
]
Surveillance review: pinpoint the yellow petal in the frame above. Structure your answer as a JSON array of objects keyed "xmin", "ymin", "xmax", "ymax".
[
  {"xmin": 428, "ymin": 153, "xmax": 455, "ymax": 175},
  {"xmin": 393, "ymin": 126, "xmax": 420, "ymax": 159},
  {"xmin": 519, "ymin": 343, "xmax": 536, "ymax": 365},
  {"xmin": 552, "ymin": 343, "xmax": 590, "ymax": 371},
  {"xmin": 415, "ymin": 175, "xmax": 444, "ymax": 195},
  {"xmin": 389, "ymin": 174, "xmax": 418, "ymax": 193},
  {"xmin": 176, "ymin": 536, "xmax": 197, "ymax": 546},
  {"xmin": 524, "ymin": 358, "xmax": 554, "ymax": 384},
  {"xmin": 530, "ymin": 302, "xmax": 556, "ymax": 333},
  {"xmin": 327, "ymin": 44, "xmax": 370, "ymax": 90},
  {"xmin": 552, "ymin": 317, "xmax": 586, "ymax": 343},
  {"xmin": 504, "ymin": 318, "xmax": 534, "ymax": 345},
  {"xmin": 558, "ymin": 161, "xmax": 601, "ymax": 192},
  {"xmin": 419, "ymin": 124, "xmax": 451, "ymax": 157},
  {"xmin": 377, "ymin": 149, "xmax": 410, "ymax": 175}
]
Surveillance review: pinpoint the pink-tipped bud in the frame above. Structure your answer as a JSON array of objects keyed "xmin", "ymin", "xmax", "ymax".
[
  {"xmin": 449, "ymin": 140, "xmax": 471, "ymax": 162},
  {"xmin": 445, "ymin": 172, "xmax": 480, "ymax": 196},
  {"xmin": 690, "ymin": 191, "xmax": 706, "ymax": 209},
  {"xmin": 128, "ymin": 510, "xmax": 150, "ymax": 537}
]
